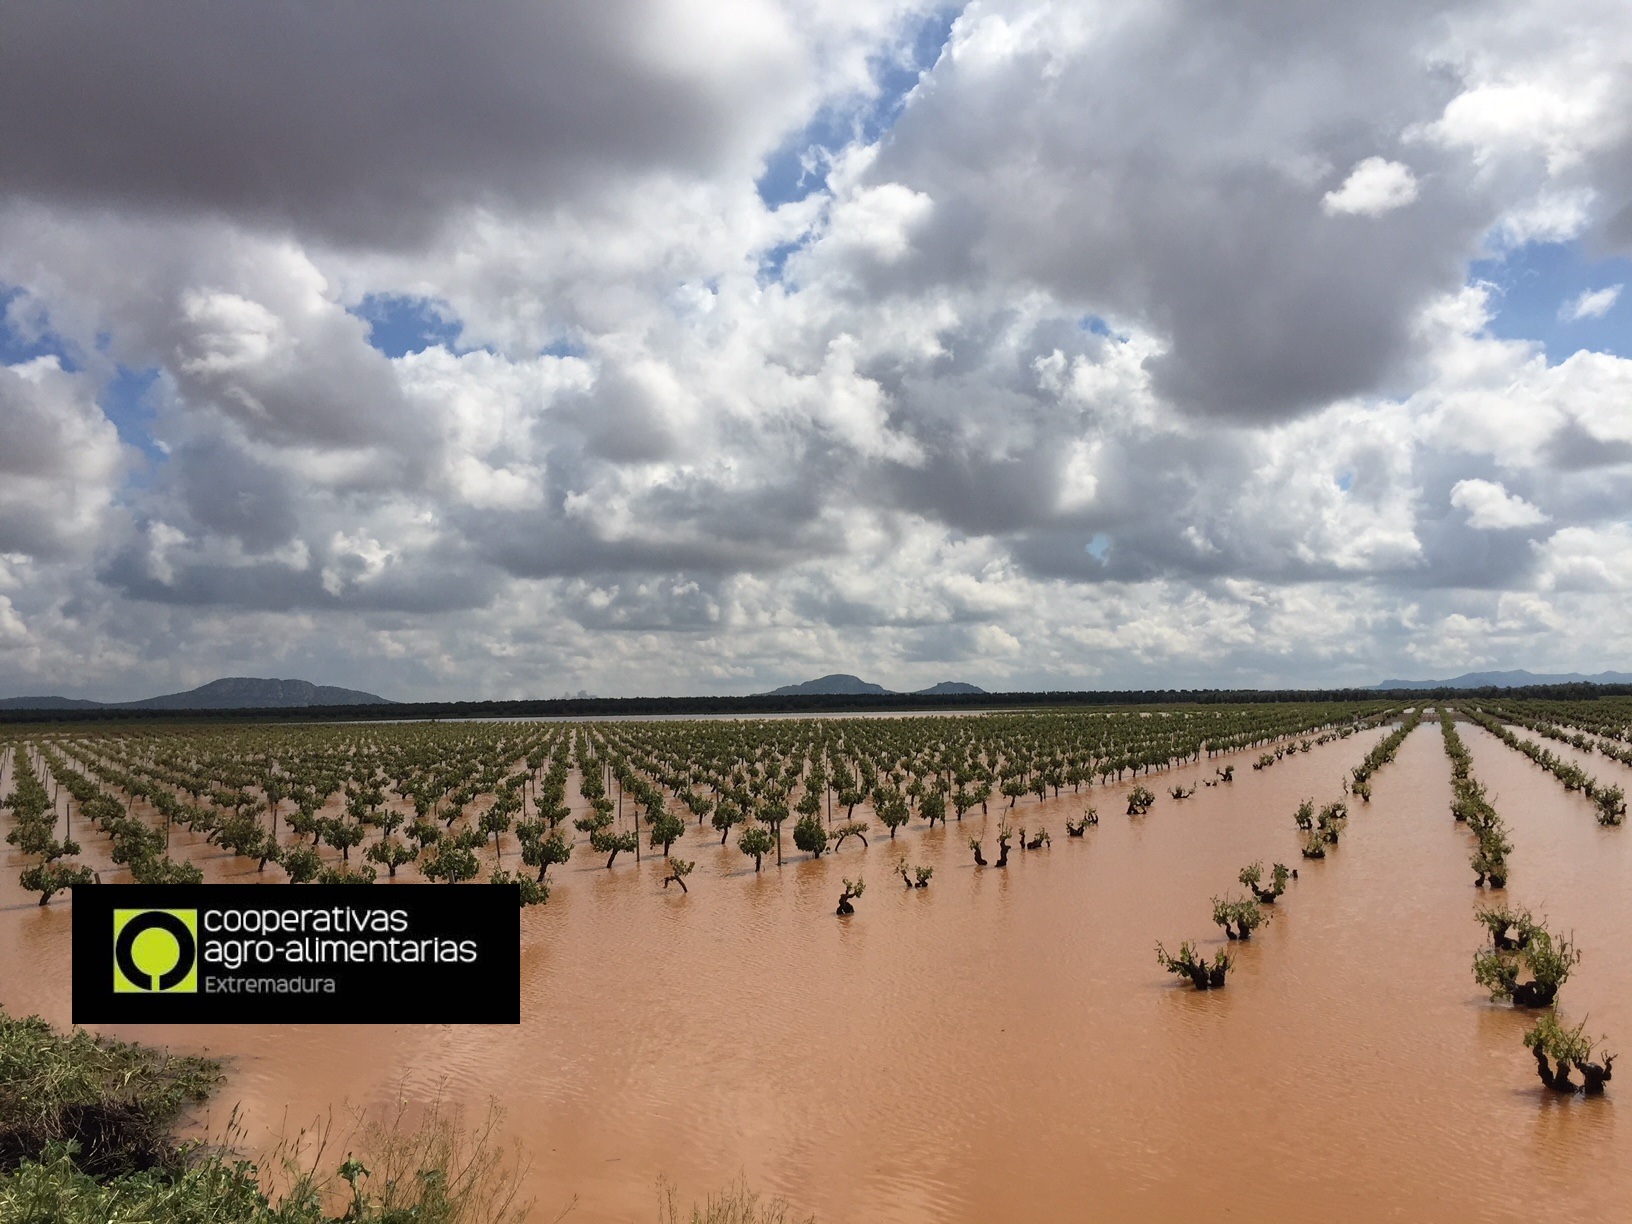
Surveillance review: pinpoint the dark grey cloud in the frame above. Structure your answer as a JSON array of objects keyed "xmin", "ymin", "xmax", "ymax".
[
  {"xmin": 1402, "ymin": 519, "xmax": 1541, "ymax": 590},
  {"xmin": 860, "ymin": 0, "xmax": 1491, "ymax": 422},
  {"xmin": 0, "ymin": 1, "xmax": 801, "ymax": 245},
  {"xmin": 100, "ymin": 535, "xmax": 502, "ymax": 614},
  {"xmin": 1545, "ymin": 418, "xmax": 1632, "ymax": 469},
  {"xmin": 176, "ymin": 437, "xmax": 300, "ymax": 552},
  {"xmin": 460, "ymin": 468, "xmax": 843, "ymax": 581},
  {"xmin": 888, "ymin": 446, "xmax": 1064, "ymax": 536},
  {"xmin": 554, "ymin": 573, "xmax": 725, "ymax": 632},
  {"xmin": 553, "ymin": 367, "xmax": 683, "ymax": 464},
  {"xmin": 899, "ymin": 623, "xmax": 989, "ymax": 663}
]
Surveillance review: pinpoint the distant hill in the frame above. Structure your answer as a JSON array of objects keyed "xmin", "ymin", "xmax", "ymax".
[
  {"xmin": 0, "ymin": 677, "xmax": 389, "ymax": 711},
  {"xmin": 119, "ymin": 677, "xmax": 390, "ymax": 710},
  {"xmin": 1372, "ymin": 669, "xmax": 1632, "ymax": 690},
  {"xmin": 763, "ymin": 674, "xmax": 987, "ymax": 697},
  {"xmin": 765, "ymin": 673, "xmax": 892, "ymax": 696},
  {"xmin": 0, "ymin": 695, "xmax": 103, "ymax": 711}
]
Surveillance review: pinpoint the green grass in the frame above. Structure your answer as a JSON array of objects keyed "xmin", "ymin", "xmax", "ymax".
[
  {"xmin": 0, "ymin": 1008, "xmax": 221, "ymax": 1178},
  {"xmin": 1, "ymin": 1005, "xmax": 808, "ymax": 1223}
]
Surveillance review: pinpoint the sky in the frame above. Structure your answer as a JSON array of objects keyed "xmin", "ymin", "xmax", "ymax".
[{"xmin": 1, "ymin": 0, "xmax": 1630, "ymax": 702}]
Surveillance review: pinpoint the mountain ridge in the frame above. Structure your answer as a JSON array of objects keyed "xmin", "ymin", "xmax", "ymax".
[
  {"xmin": 764, "ymin": 673, "xmax": 892, "ymax": 696},
  {"xmin": 1371, "ymin": 668, "xmax": 1632, "ymax": 690},
  {"xmin": 0, "ymin": 676, "xmax": 390, "ymax": 711},
  {"xmin": 0, "ymin": 695, "xmax": 103, "ymax": 711},
  {"xmin": 762, "ymin": 674, "xmax": 987, "ymax": 697}
]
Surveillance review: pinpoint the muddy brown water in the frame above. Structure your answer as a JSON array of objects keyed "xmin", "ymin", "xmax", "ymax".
[{"xmin": 3, "ymin": 721, "xmax": 1629, "ymax": 1222}]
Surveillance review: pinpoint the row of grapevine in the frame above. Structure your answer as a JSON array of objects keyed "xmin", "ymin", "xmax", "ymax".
[{"xmin": 1459, "ymin": 709, "xmax": 1626, "ymax": 825}]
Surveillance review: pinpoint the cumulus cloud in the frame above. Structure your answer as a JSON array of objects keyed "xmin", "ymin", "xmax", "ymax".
[
  {"xmin": 1449, "ymin": 478, "xmax": 1550, "ymax": 529},
  {"xmin": 1, "ymin": 0, "xmax": 1631, "ymax": 700},
  {"xmin": 1322, "ymin": 158, "xmax": 1420, "ymax": 217},
  {"xmin": 0, "ymin": 358, "xmax": 126, "ymax": 559},
  {"xmin": 849, "ymin": 1, "xmax": 1504, "ymax": 423},
  {"xmin": 1535, "ymin": 524, "xmax": 1632, "ymax": 591}
]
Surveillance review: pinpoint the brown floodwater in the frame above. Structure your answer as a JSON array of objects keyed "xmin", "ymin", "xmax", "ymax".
[{"xmin": 3, "ymin": 719, "xmax": 1630, "ymax": 1222}]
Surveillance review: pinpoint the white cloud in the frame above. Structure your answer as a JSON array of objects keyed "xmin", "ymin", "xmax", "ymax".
[
  {"xmin": 1560, "ymin": 284, "xmax": 1622, "ymax": 321},
  {"xmin": 0, "ymin": 357, "xmax": 127, "ymax": 560},
  {"xmin": 1535, "ymin": 524, "xmax": 1632, "ymax": 591},
  {"xmin": 1449, "ymin": 478, "xmax": 1549, "ymax": 529},
  {"xmin": 0, "ymin": 596, "xmax": 29, "ymax": 647},
  {"xmin": 1321, "ymin": 158, "xmax": 1419, "ymax": 217},
  {"xmin": 822, "ymin": 181, "xmax": 934, "ymax": 266},
  {"xmin": 1415, "ymin": 317, "xmax": 1632, "ymax": 470},
  {"xmin": 3, "ymin": 1, "xmax": 1632, "ymax": 700},
  {"xmin": 1426, "ymin": 82, "xmax": 1609, "ymax": 171},
  {"xmin": 1487, "ymin": 188, "xmax": 1596, "ymax": 248}
]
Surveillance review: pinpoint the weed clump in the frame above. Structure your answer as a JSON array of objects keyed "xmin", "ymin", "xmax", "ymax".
[
  {"xmin": 0, "ymin": 1007, "xmax": 221, "ymax": 1179},
  {"xmin": 658, "ymin": 1173, "xmax": 814, "ymax": 1224},
  {"xmin": 0, "ymin": 1006, "xmax": 537, "ymax": 1223}
]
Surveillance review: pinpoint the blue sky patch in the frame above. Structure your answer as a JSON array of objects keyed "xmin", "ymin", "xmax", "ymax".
[
  {"xmin": 758, "ymin": 238, "xmax": 810, "ymax": 288},
  {"xmin": 1471, "ymin": 240, "xmax": 1632, "ymax": 363},
  {"xmin": 351, "ymin": 292, "xmax": 464, "ymax": 358},
  {"xmin": 1080, "ymin": 315, "xmax": 1130, "ymax": 343},
  {"xmin": 102, "ymin": 365, "xmax": 168, "ymax": 466},
  {"xmin": 0, "ymin": 287, "xmax": 80, "ymax": 371},
  {"xmin": 540, "ymin": 336, "xmax": 587, "ymax": 360},
  {"xmin": 757, "ymin": 114, "xmax": 849, "ymax": 208},
  {"xmin": 3, "ymin": 288, "xmax": 165, "ymax": 466},
  {"xmin": 755, "ymin": 7, "xmax": 958, "ymax": 209}
]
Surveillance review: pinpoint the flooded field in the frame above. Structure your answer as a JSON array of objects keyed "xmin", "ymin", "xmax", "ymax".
[{"xmin": 3, "ymin": 714, "xmax": 1630, "ymax": 1222}]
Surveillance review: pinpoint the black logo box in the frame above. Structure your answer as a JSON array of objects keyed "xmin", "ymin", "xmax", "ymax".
[{"xmin": 73, "ymin": 885, "xmax": 519, "ymax": 1024}]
